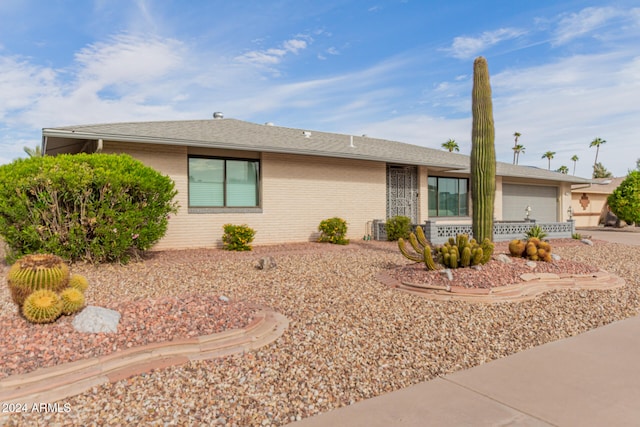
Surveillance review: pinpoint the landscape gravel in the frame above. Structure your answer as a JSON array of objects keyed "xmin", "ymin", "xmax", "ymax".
[{"xmin": 1, "ymin": 238, "xmax": 639, "ymax": 426}]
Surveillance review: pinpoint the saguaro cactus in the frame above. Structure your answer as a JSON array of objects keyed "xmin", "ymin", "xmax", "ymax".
[{"xmin": 470, "ymin": 56, "xmax": 496, "ymax": 243}]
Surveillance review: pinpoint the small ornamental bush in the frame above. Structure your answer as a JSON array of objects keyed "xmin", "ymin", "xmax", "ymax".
[
  {"xmin": 0, "ymin": 153, "xmax": 179, "ymax": 263},
  {"xmin": 318, "ymin": 217, "xmax": 349, "ymax": 245},
  {"xmin": 385, "ymin": 216, "xmax": 411, "ymax": 241},
  {"xmin": 222, "ymin": 224, "xmax": 256, "ymax": 251}
]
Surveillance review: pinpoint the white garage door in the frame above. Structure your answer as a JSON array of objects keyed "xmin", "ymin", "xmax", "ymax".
[{"xmin": 502, "ymin": 184, "xmax": 558, "ymax": 223}]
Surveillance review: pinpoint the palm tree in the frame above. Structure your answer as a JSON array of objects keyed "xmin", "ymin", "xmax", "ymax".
[
  {"xmin": 441, "ymin": 138, "xmax": 459, "ymax": 152},
  {"xmin": 589, "ymin": 137, "xmax": 606, "ymax": 170},
  {"xmin": 23, "ymin": 145, "xmax": 42, "ymax": 157},
  {"xmin": 513, "ymin": 144, "xmax": 525, "ymax": 165},
  {"xmin": 557, "ymin": 165, "xmax": 569, "ymax": 174},
  {"xmin": 512, "ymin": 132, "xmax": 521, "ymax": 164},
  {"xmin": 571, "ymin": 155, "xmax": 579, "ymax": 175},
  {"xmin": 542, "ymin": 151, "xmax": 556, "ymax": 170}
]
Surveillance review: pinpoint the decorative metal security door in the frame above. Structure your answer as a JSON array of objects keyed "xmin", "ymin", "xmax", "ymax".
[{"xmin": 387, "ymin": 165, "xmax": 418, "ymax": 223}]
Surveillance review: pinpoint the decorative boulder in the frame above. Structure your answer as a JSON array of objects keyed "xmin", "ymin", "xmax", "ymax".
[
  {"xmin": 256, "ymin": 256, "xmax": 277, "ymax": 270},
  {"xmin": 72, "ymin": 305, "xmax": 121, "ymax": 333}
]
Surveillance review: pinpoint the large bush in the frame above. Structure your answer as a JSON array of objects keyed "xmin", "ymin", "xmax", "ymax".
[
  {"xmin": 608, "ymin": 171, "xmax": 640, "ymax": 225},
  {"xmin": 0, "ymin": 153, "xmax": 179, "ymax": 263}
]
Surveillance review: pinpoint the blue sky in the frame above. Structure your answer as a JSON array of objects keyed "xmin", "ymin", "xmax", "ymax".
[{"xmin": 1, "ymin": 0, "xmax": 639, "ymax": 178}]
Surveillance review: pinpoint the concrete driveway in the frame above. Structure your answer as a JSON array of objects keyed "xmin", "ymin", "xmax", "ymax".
[{"xmin": 578, "ymin": 227, "xmax": 640, "ymax": 246}]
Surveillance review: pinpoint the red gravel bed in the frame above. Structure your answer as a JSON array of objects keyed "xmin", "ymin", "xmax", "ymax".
[
  {"xmin": 390, "ymin": 256, "xmax": 600, "ymax": 289},
  {"xmin": 389, "ymin": 239, "xmax": 601, "ymax": 288},
  {"xmin": 0, "ymin": 295, "xmax": 258, "ymax": 380}
]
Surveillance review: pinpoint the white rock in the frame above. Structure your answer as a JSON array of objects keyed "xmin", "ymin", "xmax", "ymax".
[
  {"xmin": 72, "ymin": 305, "xmax": 120, "ymax": 333},
  {"xmin": 219, "ymin": 295, "xmax": 230, "ymax": 302},
  {"xmin": 581, "ymin": 239, "xmax": 594, "ymax": 246},
  {"xmin": 496, "ymin": 254, "xmax": 513, "ymax": 264},
  {"xmin": 440, "ymin": 269, "xmax": 453, "ymax": 281},
  {"xmin": 526, "ymin": 261, "xmax": 537, "ymax": 269},
  {"xmin": 551, "ymin": 253, "xmax": 562, "ymax": 261}
]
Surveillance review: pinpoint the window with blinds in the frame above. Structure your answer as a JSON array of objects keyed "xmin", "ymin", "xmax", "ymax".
[{"xmin": 188, "ymin": 157, "xmax": 259, "ymax": 208}]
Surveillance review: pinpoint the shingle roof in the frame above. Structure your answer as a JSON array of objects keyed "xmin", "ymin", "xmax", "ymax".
[{"xmin": 43, "ymin": 118, "xmax": 591, "ymax": 184}]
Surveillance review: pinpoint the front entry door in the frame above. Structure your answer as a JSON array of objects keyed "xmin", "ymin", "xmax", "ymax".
[{"xmin": 387, "ymin": 165, "xmax": 418, "ymax": 223}]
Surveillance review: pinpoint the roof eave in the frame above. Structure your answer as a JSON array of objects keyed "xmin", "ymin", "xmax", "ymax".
[{"xmin": 41, "ymin": 129, "xmax": 466, "ymax": 170}]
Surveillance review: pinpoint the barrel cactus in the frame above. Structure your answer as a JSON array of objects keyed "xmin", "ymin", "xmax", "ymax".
[
  {"xmin": 8, "ymin": 254, "xmax": 70, "ymax": 306},
  {"xmin": 22, "ymin": 289, "xmax": 63, "ymax": 324},
  {"xmin": 60, "ymin": 287, "xmax": 86, "ymax": 315},
  {"xmin": 470, "ymin": 56, "xmax": 496, "ymax": 244},
  {"xmin": 509, "ymin": 238, "xmax": 553, "ymax": 262},
  {"xmin": 68, "ymin": 273, "xmax": 89, "ymax": 292}
]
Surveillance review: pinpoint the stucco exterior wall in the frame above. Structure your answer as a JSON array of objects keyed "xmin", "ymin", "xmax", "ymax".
[
  {"xmin": 102, "ymin": 141, "xmax": 386, "ymax": 249},
  {"xmin": 572, "ymin": 191, "xmax": 608, "ymax": 227}
]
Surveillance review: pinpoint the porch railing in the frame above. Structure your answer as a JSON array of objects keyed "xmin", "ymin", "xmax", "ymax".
[{"xmin": 372, "ymin": 220, "xmax": 575, "ymax": 244}]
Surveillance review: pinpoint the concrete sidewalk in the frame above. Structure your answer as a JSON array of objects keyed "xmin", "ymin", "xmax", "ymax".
[
  {"xmin": 291, "ymin": 315, "xmax": 640, "ymax": 427},
  {"xmin": 291, "ymin": 231, "xmax": 640, "ymax": 426}
]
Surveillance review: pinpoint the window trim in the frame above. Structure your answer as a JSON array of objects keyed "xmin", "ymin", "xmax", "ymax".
[
  {"xmin": 187, "ymin": 155, "xmax": 261, "ymax": 211},
  {"xmin": 428, "ymin": 176, "xmax": 469, "ymax": 218}
]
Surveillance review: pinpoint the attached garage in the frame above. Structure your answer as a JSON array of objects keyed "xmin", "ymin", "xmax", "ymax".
[{"xmin": 502, "ymin": 184, "xmax": 558, "ymax": 223}]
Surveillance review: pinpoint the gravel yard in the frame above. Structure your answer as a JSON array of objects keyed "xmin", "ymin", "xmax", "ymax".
[{"xmin": 2, "ymin": 239, "xmax": 640, "ymax": 426}]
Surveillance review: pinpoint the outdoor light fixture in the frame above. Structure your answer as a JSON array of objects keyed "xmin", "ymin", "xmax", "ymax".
[
  {"xmin": 525, "ymin": 205, "xmax": 532, "ymax": 220},
  {"xmin": 567, "ymin": 205, "xmax": 573, "ymax": 220}
]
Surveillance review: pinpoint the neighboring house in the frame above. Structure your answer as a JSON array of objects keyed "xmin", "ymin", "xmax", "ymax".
[
  {"xmin": 571, "ymin": 177, "xmax": 625, "ymax": 227},
  {"xmin": 42, "ymin": 115, "xmax": 591, "ymax": 250}
]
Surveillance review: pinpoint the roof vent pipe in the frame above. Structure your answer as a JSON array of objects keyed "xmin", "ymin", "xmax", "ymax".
[
  {"xmin": 213, "ymin": 112, "xmax": 224, "ymax": 119},
  {"xmin": 349, "ymin": 135, "xmax": 356, "ymax": 148}
]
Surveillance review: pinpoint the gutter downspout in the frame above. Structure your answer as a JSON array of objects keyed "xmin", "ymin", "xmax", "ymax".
[{"xmin": 42, "ymin": 135, "xmax": 47, "ymax": 156}]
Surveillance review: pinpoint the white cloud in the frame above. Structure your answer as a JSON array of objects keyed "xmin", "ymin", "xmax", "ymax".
[
  {"xmin": 235, "ymin": 37, "xmax": 310, "ymax": 67},
  {"xmin": 448, "ymin": 28, "xmax": 526, "ymax": 59},
  {"xmin": 74, "ymin": 33, "xmax": 184, "ymax": 87},
  {"xmin": 0, "ymin": 56, "xmax": 58, "ymax": 121},
  {"xmin": 553, "ymin": 7, "xmax": 620, "ymax": 45}
]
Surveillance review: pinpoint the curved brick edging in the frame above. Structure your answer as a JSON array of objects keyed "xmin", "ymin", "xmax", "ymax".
[
  {"xmin": 0, "ymin": 309, "xmax": 288, "ymax": 409},
  {"xmin": 378, "ymin": 270, "xmax": 625, "ymax": 303}
]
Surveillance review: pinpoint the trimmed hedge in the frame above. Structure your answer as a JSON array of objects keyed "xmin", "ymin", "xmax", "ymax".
[
  {"xmin": 0, "ymin": 153, "xmax": 179, "ymax": 263},
  {"xmin": 608, "ymin": 170, "xmax": 640, "ymax": 225}
]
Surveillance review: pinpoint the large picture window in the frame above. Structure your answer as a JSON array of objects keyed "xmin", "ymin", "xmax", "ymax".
[
  {"xmin": 188, "ymin": 157, "xmax": 259, "ymax": 207},
  {"xmin": 428, "ymin": 176, "xmax": 468, "ymax": 217}
]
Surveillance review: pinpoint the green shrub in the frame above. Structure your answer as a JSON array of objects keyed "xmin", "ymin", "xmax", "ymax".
[
  {"xmin": 318, "ymin": 217, "xmax": 349, "ymax": 245},
  {"xmin": 0, "ymin": 154, "xmax": 179, "ymax": 263},
  {"xmin": 386, "ymin": 216, "xmax": 411, "ymax": 241},
  {"xmin": 525, "ymin": 225, "xmax": 548, "ymax": 240},
  {"xmin": 572, "ymin": 232, "xmax": 582, "ymax": 240},
  {"xmin": 222, "ymin": 224, "xmax": 255, "ymax": 251},
  {"xmin": 608, "ymin": 171, "xmax": 640, "ymax": 225}
]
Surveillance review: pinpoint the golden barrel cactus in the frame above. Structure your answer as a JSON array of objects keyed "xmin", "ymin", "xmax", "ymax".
[{"xmin": 8, "ymin": 254, "xmax": 70, "ymax": 306}]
